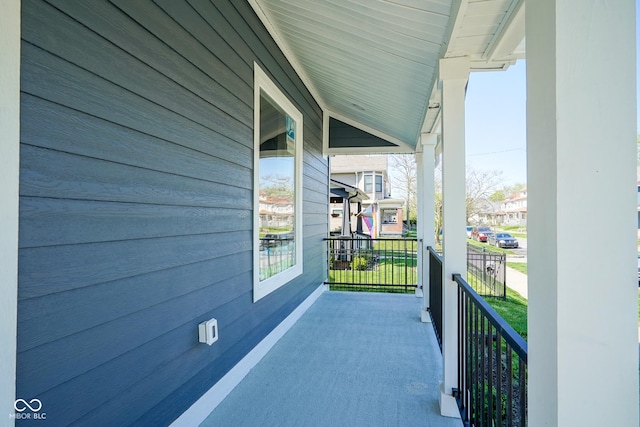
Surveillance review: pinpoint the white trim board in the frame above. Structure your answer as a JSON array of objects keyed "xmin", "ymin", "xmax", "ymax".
[
  {"xmin": 0, "ymin": 1, "xmax": 20, "ymax": 425},
  {"xmin": 253, "ymin": 62, "xmax": 304, "ymax": 302},
  {"xmin": 170, "ymin": 284, "xmax": 326, "ymax": 427}
]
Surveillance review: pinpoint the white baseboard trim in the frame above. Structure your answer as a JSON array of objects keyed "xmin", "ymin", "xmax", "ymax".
[{"xmin": 170, "ymin": 283, "xmax": 326, "ymax": 427}]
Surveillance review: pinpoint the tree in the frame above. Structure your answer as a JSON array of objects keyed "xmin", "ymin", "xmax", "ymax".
[
  {"xmin": 489, "ymin": 183, "xmax": 526, "ymax": 203},
  {"xmin": 389, "ymin": 154, "xmax": 417, "ymax": 228},
  {"xmin": 434, "ymin": 175, "xmax": 443, "ymax": 244},
  {"xmin": 433, "ymin": 165, "xmax": 505, "ymax": 242},
  {"xmin": 465, "ymin": 167, "xmax": 503, "ymax": 224}
]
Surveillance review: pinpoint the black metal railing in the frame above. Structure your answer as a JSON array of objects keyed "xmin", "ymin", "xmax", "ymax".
[
  {"xmin": 467, "ymin": 244, "xmax": 506, "ymax": 299},
  {"xmin": 427, "ymin": 246, "xmax": 443, "ymax": 350},
  {"xmin": 453, "ymin": 273, "xmax": 527, "ymax": 427},
  {"xmin": 324, "ymin": 237, "xmax": 417, "ymax": 293},
  {"xmin": 258, "ymin": 236, "xmax": 295, "ymax": 281}
]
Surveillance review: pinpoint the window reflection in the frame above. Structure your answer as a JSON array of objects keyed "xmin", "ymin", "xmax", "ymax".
[{"xmin": 258, "ymin": 93, "xmax": 296, "ymax": 281}]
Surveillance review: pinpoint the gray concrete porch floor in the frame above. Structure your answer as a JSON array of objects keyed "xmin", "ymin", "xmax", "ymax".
[{"xmin": 200, "ymin": 291, "xmax": 462, "ymax": 427}]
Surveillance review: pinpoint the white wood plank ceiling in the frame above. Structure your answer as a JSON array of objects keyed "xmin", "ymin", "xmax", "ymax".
[{"xmin": 250, "ymin": 0, "xmax": 525, "ymax": 152}]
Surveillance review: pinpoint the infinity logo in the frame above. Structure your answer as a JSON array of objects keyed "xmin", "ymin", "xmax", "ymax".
[{"xmin": 14, "ymin": 399, "xmax": 42, "ymax": 412}]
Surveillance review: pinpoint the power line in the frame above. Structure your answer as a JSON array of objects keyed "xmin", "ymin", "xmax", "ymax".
[{"xmin": 466, "ymin": 148, "xmax": 526, "ymax": 157}]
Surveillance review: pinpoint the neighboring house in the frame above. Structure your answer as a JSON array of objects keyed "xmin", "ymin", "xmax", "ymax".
[
  {"xmin": 496, "ymin": 188, "xmax": 528, "ymax": 226},
  {"xmin": 472, "ymin": 200, "xmax": 501, "ymax": 226},
  {"xmin": 330, "ymin": 155, "xmax": 404, "ymax": 236},
  {"xmin": 259, "ymin": 191, "xmax": 294, "ymax": 230},
  {"xmin": 330, "ymin": 155, "xmax": 391, "ymax": 201},
  {"xmin": 476, "ymin": 189, "xmax": 528, "ymax": 227}
]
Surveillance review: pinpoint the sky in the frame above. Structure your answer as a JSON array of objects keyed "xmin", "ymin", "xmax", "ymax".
[
  {"xmin": 465, "ymin": 60, "xmax": 527, "ymax": 187},
  {"xmin": 464, "ymin": 3, "xmax": 639, "ymax": 188}
]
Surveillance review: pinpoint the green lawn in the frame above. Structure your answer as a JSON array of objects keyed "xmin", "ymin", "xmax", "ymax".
[
  {"xmin": 372, "ymin": 239, "xmax": 417, "ymax": 252},
  {"xmin": 506, "ymin": 262, "xmax": 528, "ymax": 275},
  {"xmin": 495, "ymin": 226, "xmax": 527, "ymax": 239},
  {"xmin": 480, "ymin": 260, "xmax": 528, "ymax": 340},
  {"xmin": 509, "ymin": 232, "xmax": 527, "ymax": 239},
  {"xmin": 328, "ymin": 253, "xmax": 417, "ymax": 294},
  {"xmin": 467, "ymin": 238, "xmax": 518, "ymax": 256},
  {"xmin": 500, "ymin": 225, "xmax": 527, "ymax": 232},
  {"xmin": 485, "ymin": 287, "xmax": 528, "ymax": 341}
]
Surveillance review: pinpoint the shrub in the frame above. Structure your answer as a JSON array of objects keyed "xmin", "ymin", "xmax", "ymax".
[{"xmin": 352, "ymin": 256, "xmax": 369, "ymax": 271}]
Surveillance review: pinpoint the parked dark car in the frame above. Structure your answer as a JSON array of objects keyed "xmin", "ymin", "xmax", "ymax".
[
  {"xmin": 489, "ymin": 232, "xmax": 519, "ymax": 249},
  {"xmin": 262, "ymin": 233, "xmax": 293, "ymax": 248},
  {"xmin": 472, "ymin": 226, "xmax": 493, "ymax": 242}
]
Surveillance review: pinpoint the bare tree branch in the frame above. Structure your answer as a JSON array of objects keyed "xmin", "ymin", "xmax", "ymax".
[{"xmin": 389, "ymin": 154, "xmax": 417, "ymax": 228}]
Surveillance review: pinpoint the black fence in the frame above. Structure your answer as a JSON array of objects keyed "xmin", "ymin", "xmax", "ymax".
[
  {"xmin": 427, "ymin": 246, "xmax": 443, "ymax": 350},
  {"xmin": 453, "ymin": 273, "xmax": 528, "ymax": 427},
  {"xmin": 258, "ymin": 236, "xmax": 295, "ymax": 281},
  {"xmin": 324, "ymin": 237, "xmax": 417, "ymax": 293},
  {"xmin": 467, "ymin": 244, "xmax": 506, "ymax": 299}
]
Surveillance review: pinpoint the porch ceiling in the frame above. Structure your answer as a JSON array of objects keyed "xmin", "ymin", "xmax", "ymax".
[{"xmin": 250, "ymin": 0, "xmax": 525, "ymax": 153}]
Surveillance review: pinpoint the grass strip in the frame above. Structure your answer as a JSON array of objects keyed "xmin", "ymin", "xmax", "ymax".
[
  {"xmin": 466, "ymin": 238, "xmax": 518, "ymax": 256},
  {"xmin": 506, "ymin": 262, "xmax": 528, "ymax": 275},
  {"xmin": 484, "ymin": 287, "xmax": 528, "ymax": 341}
]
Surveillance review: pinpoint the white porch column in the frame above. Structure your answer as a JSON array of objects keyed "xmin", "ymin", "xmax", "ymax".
[
  {"xmin": 439, "ymin": 57, "xmax": 469, "ymax": 417},
  {"xmin": 526, "ymin": 1, "xmax": 638, "ymax": 426},
  {"xmin": 1, "ymin": 0, "xmax": 20, "ymax": 424},
  {"xmin": 420, "ymin": 133, "xmax": 438, "ymax": 322},
  {"xmin": 415, "ymin": 151, "xmax": 424, "ymax": 299}
]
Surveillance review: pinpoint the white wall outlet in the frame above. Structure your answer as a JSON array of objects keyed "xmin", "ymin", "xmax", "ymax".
[{"xmin": 198, "ymin": 318, "xmax": 218, "ymax": 346}]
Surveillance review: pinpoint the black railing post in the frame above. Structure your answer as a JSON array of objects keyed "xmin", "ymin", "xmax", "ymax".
[
  {"xmin": 427, "ymin": 246, "xmax": 443, "ymax": 351},
  {"xmin": 452, "ymin": 273, "xmax": 527, "ymax": 426}
]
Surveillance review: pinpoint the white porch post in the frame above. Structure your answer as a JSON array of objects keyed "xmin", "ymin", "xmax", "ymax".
[
  {"xmin": 415, "ymin": 151, "xmax": 424, "ymax": 299},
  {"xmin": 439, "ymin": 57, "xmax": 469, "ymax": 417},
  {"xmin": 527, "ymin": 1, "xmax": 638, "ymax": 426},
  {"xmin": 420, "ymin": 133, "xmax": 438, "ymax": 322},
  {"xmin": 1, "ymin": 0, "xmax": 20, "ymax": 424}
]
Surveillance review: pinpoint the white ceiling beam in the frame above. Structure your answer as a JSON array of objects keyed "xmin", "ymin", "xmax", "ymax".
[{"xmin": 485, "ymin": 0, "xmax": 526, "ymax": 62}]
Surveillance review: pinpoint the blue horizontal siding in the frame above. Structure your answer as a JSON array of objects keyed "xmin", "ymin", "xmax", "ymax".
[{"xmin": 17, "ymin": 0, "xmax": 327, "ymax": 426}]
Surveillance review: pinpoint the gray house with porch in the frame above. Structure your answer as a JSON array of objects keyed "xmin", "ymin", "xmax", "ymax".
[{"xmin": 1, "ymin": 1, "xmax": 637, "ymax": 426}]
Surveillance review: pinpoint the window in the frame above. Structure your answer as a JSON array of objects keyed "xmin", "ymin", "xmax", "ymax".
[
  {"xmin": 253, "ymin": 64, "xmax": 303, "ymax": 302},
  {"xmin": 363, "ymin": 175, "xmax": 372, "ymax": 192},
  {"xmin": 364, "ymin": 174, "xmax": 382, "ymax": 193},
  {"xmin": 381, "ymin": 209, "xmax": 398, "ymax": 224},
  {"xmin": 375, "ymin": 175, "xmax": 383, "ymax": 192}
]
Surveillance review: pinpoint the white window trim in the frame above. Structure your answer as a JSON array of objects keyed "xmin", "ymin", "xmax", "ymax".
[
  {"xmin": 0, "ymin": 0, "xmax": 20, "ymax": 418},
  {"xmin": 253, "ymin": 63, "xmax": 303, "ymax": 302}
]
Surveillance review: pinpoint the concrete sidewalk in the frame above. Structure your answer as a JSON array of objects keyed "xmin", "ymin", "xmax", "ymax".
[
  {"xmin": 505, "ymin": 266, "xmax": 528, "ymax": 299},
  {"xmin": 505, "ymin": 265, "xmax": 640, "ymax": 343}
]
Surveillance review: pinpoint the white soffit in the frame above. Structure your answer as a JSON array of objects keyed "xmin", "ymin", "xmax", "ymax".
[
  {"xmin": 250, "ymin": 0, "xmax": 452, "ymax": 150},
  {"xmin": 250, "ymin": 0, "xmax": 525, "ymax": 148},
  {"xmin": 446, "ymin": 0, "xmax": 525, "ymax": 68}
]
